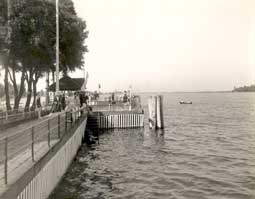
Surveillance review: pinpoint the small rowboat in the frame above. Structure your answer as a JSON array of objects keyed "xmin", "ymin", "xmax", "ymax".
[{"xmin": 179, "ymin": 101, "xmax": 192, "ymax": 104}]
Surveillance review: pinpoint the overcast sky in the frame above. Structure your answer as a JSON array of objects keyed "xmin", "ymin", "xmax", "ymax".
[{"xmin": 70, "ymin": 0, "xmax": 255, "ymax": 92}]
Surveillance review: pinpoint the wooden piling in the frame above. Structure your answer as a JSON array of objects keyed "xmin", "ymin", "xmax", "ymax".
[
  {"xmin": 156, "ymin": 95, "xmax": 164, "ymax": 129},
  {"xmin": 148, "ymin": 96, "xmax": 157, "ymax": 129},
  {"xmin": 148, "ymin": 95, "xmax": 164, "ymax": 129}
]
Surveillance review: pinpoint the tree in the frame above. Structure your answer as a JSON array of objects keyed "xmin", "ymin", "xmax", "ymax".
[
  {"xmin": 7, "ymin": 0, "xmax": 88, "ymax": 110},
  {"xmin": 9, "ymin": 0, "xmax": 55, "ymax": 109},
  {"xmin": 0, "ymin": 83, "xmax": 4, "ymax": 98},
  {"xmin": 233, "ymin": 85, "xmax": 255, "ymax": 92},
  {"xmin": 58, "ymin": 0, "xmax": 88, "ymax": 74},
  {"xmin": 0, "ymin": 0, "xmax": 12, "ymax": 110},
  {"xmin": 0, "ymin": 82, "xmax": 25, "ymax": 98}
]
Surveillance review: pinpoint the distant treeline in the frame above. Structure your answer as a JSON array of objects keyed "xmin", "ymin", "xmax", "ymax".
[{"xmin": 233, "ymin": 85, "xmax": 255, "ymax": 92}]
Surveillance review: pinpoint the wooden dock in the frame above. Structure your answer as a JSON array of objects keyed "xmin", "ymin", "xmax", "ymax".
[
  {"xmin": 87, "ymin": 97, "xmax": 144, "ymax": 130},
  {"xmin": 90, "ymin": 111, "xmax": 144, "ymax": 129},
  {"xmin": 0, "ymin": 97, "xmax": 145, "ymax": 198}
]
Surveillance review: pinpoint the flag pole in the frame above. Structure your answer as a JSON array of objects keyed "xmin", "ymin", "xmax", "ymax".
[{"xmin": 56, "ymin": 0, "xmax": 59, "ymax": 95}]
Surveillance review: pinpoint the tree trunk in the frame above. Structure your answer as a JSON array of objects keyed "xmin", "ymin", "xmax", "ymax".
[
  {"xmin": 4, "ymin": 66, "xmax": 11, "ymax": 111},
  {"xmin": 11, "ymin": 68, "xmax": 19, "ymax": 111},
  {"xmin": 45, "ymin": 71, "xmax": 49, "ymax": 105},
  {"xmin": 25, "ymin": 76, "xmax": 33, "ymax": 111},
  {"xmin": 31, "ymin": 79, "xmax": 37, "ymax": 109},
  {"xmin": 13, "ymin": 70, "xmax": 26, "ymax": 110}
]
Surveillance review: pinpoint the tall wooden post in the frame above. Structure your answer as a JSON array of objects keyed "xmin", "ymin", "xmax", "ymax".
[
  {"xmin": 148, "ymin": 96, "xmax": 164, "ymax": 130},
  {"xmin": 156, "ymin": 95, "xmax": 164, "ymax": 129},
  {"xmin": 148, "ymin": 96, "xmax": 156, "ymax": 129}
]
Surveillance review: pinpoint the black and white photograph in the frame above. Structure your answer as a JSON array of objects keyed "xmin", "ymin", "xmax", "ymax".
[{"xmin": 0, "ymin": 0, "xmax": 254, "ymax": 198}]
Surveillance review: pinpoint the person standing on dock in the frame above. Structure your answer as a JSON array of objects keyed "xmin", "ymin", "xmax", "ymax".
[
  {"xmin": 74, "ymin": 92, "xmax": 80, "ymax": 117},
  {"xmin": 36, "ymin": 93, "xmax": 41, "ymax": 108},
  {"xmin": 61, "ymin": 94, "xmax": 66, "ymax": 110},
  {"xmin": 36, "ymin": 93, "xmax": 42, "ymax": 118},
  {"xmin": 84, "ymin": 93, "xmax": 89, "ymax": 105},
  {"xmin": 74, "ymin": 92, "xmax": 80, "ymax": 108},
  {"xmin": 111, "ymin": 92, "xmax": 115, "ymax": 104},
  {"xmin": 79, "ymin": 92, "xmax": 84, "ymax": 107},
  {"xmin": 123, "ymin": 91, "xmax": 128, "ymax": 103}
]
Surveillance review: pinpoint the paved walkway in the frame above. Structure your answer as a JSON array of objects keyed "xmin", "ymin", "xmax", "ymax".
[
  {"xmin": 0, "ymin": 139, "xmax": 59, "ymax": 194},
  {"xmin": 0, "ymin": 112, "xmax": 66, "ymax": 195},
  {"xmin": 0, "ymin": 106, "xmax": 87, "ymax": 197}
]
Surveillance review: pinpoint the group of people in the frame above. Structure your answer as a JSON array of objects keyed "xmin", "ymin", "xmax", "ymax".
[
  {"xmin": 109, "ymin": 91, "xmax": 130, "ymax": 104},
  {"xmin": 50, "ymin": 92, "xmax": 89, "ymax": 113}
]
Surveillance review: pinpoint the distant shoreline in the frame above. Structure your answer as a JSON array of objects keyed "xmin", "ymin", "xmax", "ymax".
[{"xmin": 136, "ymin": 91, "xmax": 255, "ymax": 94}]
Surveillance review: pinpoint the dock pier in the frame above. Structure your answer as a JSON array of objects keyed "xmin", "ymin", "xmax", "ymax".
[
  {"xmin": 89, "ymin": 111, "xmax": 144, "ymax": 130},
  {"xmin": 0, "ymin": 98, "xmax": 144, "ymax": 199}
]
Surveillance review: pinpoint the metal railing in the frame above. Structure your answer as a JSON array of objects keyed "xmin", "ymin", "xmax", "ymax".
[
  {"xmin": 90, "ymin": 103, "xmax": 131, "ymax": 112},
  {"xmin": 0, "ymin": 105, "xmax": 52, "ymax": 130},
  {"xmin": 0, "ymin": 106, "xmax": 87, "ymax": 186}
]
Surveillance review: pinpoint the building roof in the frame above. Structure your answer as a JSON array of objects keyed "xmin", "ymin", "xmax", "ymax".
[{"xmin": 49, "ymin": 76, "xmax": 85, "ymax": 91}]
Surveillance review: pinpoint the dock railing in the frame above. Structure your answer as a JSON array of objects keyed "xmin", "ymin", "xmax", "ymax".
[
  {"xmin": 90, "ymin": 103, "xmax": 131, "ymax": 112},
  {"xmin": 0, "ymin": 106, "xmax": 87, "ymax": 186},
  {"xmin": 89, "ymin": 95, "xmax": 142, "ymax": 112}
]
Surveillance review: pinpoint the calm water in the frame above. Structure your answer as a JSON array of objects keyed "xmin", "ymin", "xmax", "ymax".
[{"xmin": 50, "ymin": 92, "xmax": 255, "ymax": 199}]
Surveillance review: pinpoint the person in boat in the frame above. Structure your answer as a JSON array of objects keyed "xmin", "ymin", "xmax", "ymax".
[{"xmin": 179, "ymin": 101, "xmax": 192, "ymax": 104}]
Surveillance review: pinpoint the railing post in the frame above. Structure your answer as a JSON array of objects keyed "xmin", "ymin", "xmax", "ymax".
[
  {"xmin": 31, "ymin": 127, "xmax": 35, "ymax": 162},
  {"xmin": 48, "ymin": 119, "xmax": 50, "ymax": 147},
  {"xmin": 58, "ymin": 114, "xmax": 60, "ymax": 138},
  {"xmin": 4, "ymin": 137, "xmax": 8, "ymax": 185}
]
